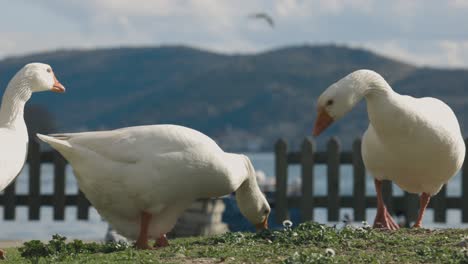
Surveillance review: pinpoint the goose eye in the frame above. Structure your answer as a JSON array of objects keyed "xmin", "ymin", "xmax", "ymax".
[
  {"xmin": 264, "ymin": 209, "xmax": 270, "ymax": 215},
  {"xmin": 326, "ymin": 99, "xmax": 334, "ymax": 106},
  {"xmin": 46, "ymin": 68, "xmax": 52, "ymax": 73}
]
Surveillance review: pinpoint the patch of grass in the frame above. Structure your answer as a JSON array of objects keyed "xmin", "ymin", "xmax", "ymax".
[
  {"xmin": 3, "ymin": 222, "xmax": 468, "ymax": 263},
  {"xmin": 16, "ymin": 234, "xmax": 129, "ymax": 264}
]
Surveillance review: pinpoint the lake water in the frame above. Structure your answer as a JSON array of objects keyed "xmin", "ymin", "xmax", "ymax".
[{"xmin": 0, "ymin": 153, "xmax": 466, "ymax": 241}]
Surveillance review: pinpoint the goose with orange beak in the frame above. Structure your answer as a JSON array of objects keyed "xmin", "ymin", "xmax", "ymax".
[
  {"xmin": 37, "ymin": 125, "xmax": 270, "ymax": 250},
  {"xmin": 313, "ymin": 69, "xmax": 464, "ymax": 230},
  {"xmin": 0, "ymin": 63, "xmax": 65, "ymax": 259}
]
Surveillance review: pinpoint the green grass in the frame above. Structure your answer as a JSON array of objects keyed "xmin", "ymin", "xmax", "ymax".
[{"xmin": 3, "ymin": 222, "xmax": 468, "ymax": 264}]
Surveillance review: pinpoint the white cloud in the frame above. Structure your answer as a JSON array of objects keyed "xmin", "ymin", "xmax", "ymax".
[
  {"xmin": 357, "ymin": 40, "xmax": 438, "ymax": 66},
  {"xmin": 439, "ymin": 40, "xmax": 468, "ymax": 67},
  {"xmin": 449, "ymin": 0, "xmax": 468, "ymax": 8},
  {"xmin": 1, "ymin": 0, "xmax": 468, "ymax": 68},
  {"xmin": 317, "ymin": 0, "xmax": 374, "ymax": 14},
  {"xmin": 274, "ymin": 0, "xmax": 373, "ymax": 17},
  {"xmin": 356, "ymin": 40, "xmax": 468, "ymax": 68}
]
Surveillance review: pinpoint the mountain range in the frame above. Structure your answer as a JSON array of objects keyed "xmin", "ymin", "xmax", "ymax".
[{"xmin": 0, "ymin": 45, "xmax": 467, "ymax": 151}]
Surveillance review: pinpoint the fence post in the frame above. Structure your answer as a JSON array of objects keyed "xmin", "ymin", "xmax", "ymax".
[
  {"xmin": 327, "ymin": 137, "xmax": 340, "ymax": 222},
  {"xmin": 352, "ymin": 139, "xmax": 366, "ymax": 221},
  {"xmin": 77, "ymin": 190, "xmax": 90, "ymax": 220},
  {"xmin": 275, "ymin": 139, "xmax": 288, "ymax": 223},
  {"xmin": 300, "ymin": 138, "xmax": 315, "ymax": 222},
  {"xmin": 382, "ymin": 181, "xmax": 393, "ymax": 213},
  {"xmin": 3, "ymin": 180, "xmax": 16, "ymax": 220},
  {"xmin": 432, "ymin": 185, "xmax": 446, "ymax": 223},
  {"xmin": 404, "ymin": 192, "xmax": 419, "ymax": 227},
  {"xmin": 463, "ymin": 138, "xmax": 468, "ymax": 223},
  {"xmin": 28, "ymin": 139, "xmax": 41, "ymax": 220},
  {"xmin": 53, "ymin": 152, "xmax": 66, "ymax": 220}
]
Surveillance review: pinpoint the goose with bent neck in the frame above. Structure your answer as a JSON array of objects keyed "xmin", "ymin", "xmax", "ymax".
[
  {"xmin": 37, "ymin": 124, "xmax": 271, "ymax": 250},
  {"xmin": 0, "ymin": 63, "xmax": 65, "ymax": 259},
  {"xmin": 313, "ymin": 70, "xmax": 465, "ymax": 229}
]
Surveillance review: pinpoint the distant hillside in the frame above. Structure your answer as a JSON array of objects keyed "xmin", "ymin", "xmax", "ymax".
[{"xmin": 0, "ymin": 45, "xmax": 467, "ymax": 151}]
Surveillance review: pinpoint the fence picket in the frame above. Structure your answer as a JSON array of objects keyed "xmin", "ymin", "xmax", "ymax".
[
  {"xmin": 28, "ymin": 139, "xmax": 41, "ymax": 220},
  {"xmin": 432, "ymin": 185, "xmax": 447, "ymax": 222},
  {"xmin": 300, "ymin": 138, "xmax": 314, "ymax": 222},
  {"xmin": 327, "ymin": 137, "xmax": 340, "ymax": 222},
  {"xmin": 403, "ymin": 193, "xmax": 419, "ymax": 227},
  {"xmin": 352, "ymin": 139, "xmax": 366, "ymax": 221},
  {"xmin": 53, "ymin": 152, "xmax": 66, "ymax": 220},
  {"xmin": 77, "ymin": 190, "xmax": 90, "ymax": 220},
  {"xmin": 382, "ymin": 181, "xmax": 393, "ymax": 213},
  {"xmin": 3, "ymin": 181, "xmax": 15, "ymax": 220},
  {"xmin": 275, "ymin": 139, "xmax": 288, "ymax": 223}
]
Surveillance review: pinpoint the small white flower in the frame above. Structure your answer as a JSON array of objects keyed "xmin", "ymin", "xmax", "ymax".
[
  {"xmin": 282, "ymin": 220, "xmax": 293, "ymax": 228},
  {"xmin": 362, "ymin": 221, "xmax": 371, "ymax": 228},
  {"xmin": 292, "ymin": 232, "xmax": 298, "ymax": 237},
  {"xmin": 325, "ymin": 248, "xmax": 335, "ymax": 257}
]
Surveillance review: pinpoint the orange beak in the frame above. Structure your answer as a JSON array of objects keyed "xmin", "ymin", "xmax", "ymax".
[
  {"xmin": 51, "ymin": 74, "xmax": 66, "ymax": 93},
  {"xmin": 313, "ymin": 108, "xmax": 334, "ymax": 136},
  {"xmin": 255, "ymin": 216, "xmax": 269, "ymax": 231}
]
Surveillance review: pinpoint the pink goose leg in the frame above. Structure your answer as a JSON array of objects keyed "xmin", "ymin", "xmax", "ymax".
[
  {"xmin": 373, "ymin": 180, "xmax": 399, "ymax": 230},
  {"xmin": 135, "ymin": 211, "xmax": 153, "ymax": 250},
  {"xmin": 413, "ymin": 192, "xmax": 431, "ymax": 228}
]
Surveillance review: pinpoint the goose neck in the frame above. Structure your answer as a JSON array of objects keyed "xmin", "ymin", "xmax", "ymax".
[
  {"xmin": 0, "ymin": 77, "xmax": 31, "ymax": 128},
  {"xmin": 235, "ymin": 155, "xmax": 262, "ymax": 200}
]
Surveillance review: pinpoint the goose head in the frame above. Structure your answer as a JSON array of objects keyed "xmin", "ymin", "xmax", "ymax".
[
  {"xmin": 236, "ymin": 156, "xmax": 271, "ymax": 231},
  {"xmin": 17, "ymin": 63, "xmax": 65, "ymax": 93},
  {"xmin": 0, "ymin": 63, "xmax": 66, "ymax": 124},
  {"xmin": 237, "ymin": 187, "xmax": 270, "ymax": 231},
  {"xmin": 313, "ymin": 69, "xmax": 386, "ymax": 136}
]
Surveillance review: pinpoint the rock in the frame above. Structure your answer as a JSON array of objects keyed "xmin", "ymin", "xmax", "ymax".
[{"xmin": 170, "ymin": 199, "xmax": 229, "ymax": 238}]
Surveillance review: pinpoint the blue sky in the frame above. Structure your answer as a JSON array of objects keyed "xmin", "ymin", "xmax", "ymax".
[{"xmin": 1, "ymin": 0, "xmax": 468, "ymax": 68}]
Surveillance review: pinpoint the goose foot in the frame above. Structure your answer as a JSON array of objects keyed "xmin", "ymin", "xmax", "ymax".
[
  {"xmin": 155, "ymin": 234, "xmax": 169, "ymax": 247},
  {"xmin": 373, "ymin": 206, "xmax": 399, "ymax": 230},
  {"xmin": 373, "ymin": 179, "xmax": 399, "ymax": 230},
  {"xmin": 134, "ymin": 240, "xmax": 154, "ymax": 250}
]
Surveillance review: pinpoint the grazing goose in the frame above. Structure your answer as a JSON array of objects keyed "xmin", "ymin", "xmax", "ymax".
[
  {"xmin": 37, "ymin": 125, "xmax": 270, "ymax": 249},
  {"xmin": 313, "ymin": 70, "xmax": 465, "ymax": 229},
  {"xmin": 0, "ymin": 63, "xmax": 65, "ymax": 259}
]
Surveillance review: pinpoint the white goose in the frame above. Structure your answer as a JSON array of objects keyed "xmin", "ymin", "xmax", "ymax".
[
  {"xmin": 313, "ymin": 70, "xmax": 465, "ymax": 229},
  {"xmin": 37, "ymin": 125, "xmax": 270, "ymax": 249},
  {"xmin": 0, "ymin": 63, "xmax": 65, "ymax": 259}
]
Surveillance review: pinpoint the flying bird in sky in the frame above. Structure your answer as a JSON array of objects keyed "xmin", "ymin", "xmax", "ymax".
[{"xmin": 248, "ymin": 13, "xmax": 274, "ymax": 28}]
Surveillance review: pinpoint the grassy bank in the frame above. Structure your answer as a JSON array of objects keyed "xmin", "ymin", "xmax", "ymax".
[{"xmin": 3, "ymin": 222, "xmax": 468, "ymax": 263}]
